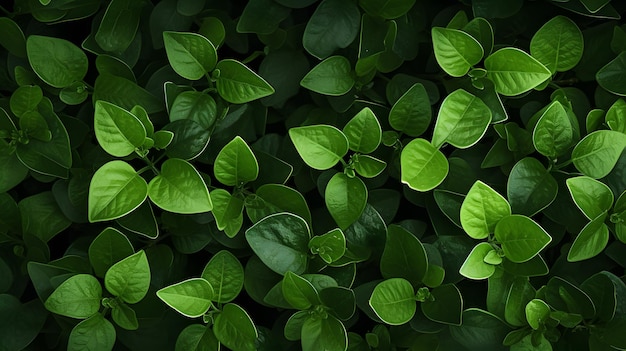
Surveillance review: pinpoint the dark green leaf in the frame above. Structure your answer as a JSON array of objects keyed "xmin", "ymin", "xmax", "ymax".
[
  {"xmin": 300, "ymin": 56, "xmax": 354, "ymax": 96},
  {"xmin": 303, "ymin": 0, "xmax": 360, "ymax": 59},
  {"xmin": 325, "ymin": 173, "xmax": 368, "ymax": 230},
  {"xmin": 67, "ymin": 313, "xmax": 115, "ymax": 351},
  {"xmin": 27, "ymin": 35, "xmax": 88, "ymax": 88}
]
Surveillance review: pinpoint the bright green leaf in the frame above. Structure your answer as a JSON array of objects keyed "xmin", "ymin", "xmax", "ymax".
[
  {"xmin": 169, "ymin": 91, "xmax": 217, "ymax": 130},
  {"xmin": 94, "ymin": 100, "xmax": 147, "ymax": 157},
  {"xmin": 495, "ymin": 215, "xmax": 552, "ymax": 263},
  {"xmin": 525, "ymin": 299, "xmax": 551, "ymax": 330},
  {"xmin": 532, "ymin": 100, "xmax": 574, "ymax": 157},
  {"xmin": 104, "ymin": 250, "xmax": 150, "ymax": 304},
  {"xmin": 369, "ymin": 278, "xmax": 416, "ymax": 325},
  {"xmin": 215, "ymin": 59, "xmax": 275, "ymax": 104},
  {"xmin": 388, "ymin": 83, "xmax": 432, "ymax": 137},
  {"xmin": 301, "ymin": 314, "xmax": 347, "ymax": 351},
  {"xmin": 459, "ymin": 242, "xmax": 497, "ymax": 280},
  {"xmin": 148, "ymin": 158, "xmax": 212, "ymax": 214},
  {"xmin": 67, "ymin": 313, "xmax": 115, "ymax": 351},
  {"xmin": 325, "ymin": 173, "xmax": 368, "ymax": 230},
  {"xmin": 566, "ymin": 176, "xmax": 614, "ymax": 220},
  {"xmin": 567, "ymin": 212, "xmax": 610, "ymax": 262},
  {"xmin": 571, "ymin": 130, "xmax": 626, "ymax": 179},
  {"xmin": 88, "ymin": 227, "xmax": 134, "ymax": 278},
  {"xmin": 213, "ymin": 303, "xmax": 257, "ymax": 351},
  {"xmin": 460, "ymin": 180, "xmax": 511, "ymax": 239},
  {"xmin": 400, "ymin": 138, "xmax": 449, "ymax": 192},
  {"xmin": 432, "ymin": 89, "xmax": 492, "ymax": 149},
  {"xmin": 432, "ymin": 27, "xmax": 484, "ymax": 77},
  {"xmin": 26, "ymin": 35, "xmax": 88, "ymax": 88},
  {"xmin": 201, "ymin": 250, "xmax": 245, "ymax": 303},
  {"xmin": 163, "ymin": 31, "xmax": 217, "ymax": 80},
  {"xmin": 45, "ymin": 274, "xmax": 102, "ymax": 319},
  {"xmin": 156, "ymin": 278, "xmax": 214, "ymax": 318},
  {"xmin": 485, "ymin": 47, "xmax": 551, "ymax": 96},
  {"xmin": 289, "ymin": 125, "xmax": 349, "ymax": 170},
  {"xmin": 210, "ymin": 189, "xmax": 244, "ymax": 238},
  {"xmin": 214, "ymin": 136, "xmax": 259, "ymax": 186},
  {"xmin": 530, "ymin": 15, "xmax": 584, "ymax": 73},
  {"xmin": 282, "ymin": 271, "xmax": 321, "ymax": 310},
  {"xmin": 300, "ymin": 56, "xmax": 354, "ymax": 96},
  {"xmin": 343, "ymin": 107, "xmax": 382, "ymax": 153},
  {"xmin": 606, "ymin": 98, "xmax": 626, "ymax": 134}
]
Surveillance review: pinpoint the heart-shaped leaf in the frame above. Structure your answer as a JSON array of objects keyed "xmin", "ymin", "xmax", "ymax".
[{"xmin": 148, "ymin": 158, "xmax": 212, "ymax": 214}]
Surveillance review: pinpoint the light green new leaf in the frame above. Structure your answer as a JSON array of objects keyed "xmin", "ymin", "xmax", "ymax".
[
  {"xmin": 300, "ymin": 56, "xmax": 354, "ymax": 96},
  {"xmin": 245, "ymin": 213, "xmax": 310, "ymax": 275},
  {"xmin": 532, "ymin": 100, "xmax": 574, "ymax": 157},
  {"xmin": 163, "ymin": 31, "xmax": 217, "ymax": 80},
  {"xmin": 67, "ymin": 313, "xmax": 115, "ymax": 351},
  {"xmin": 88, "ymin": 227, "xmax": 134, "ymax": 278},
  {"xmin": 460, "ymin": 180, "xmax": 511, "ymax": 239},
  {"xmin": 606, "ymin": 98, "xmax": 626, "ymax": 133},
  {"xmin": 459, "ymin": 242, "xmax": 497, "ymax": 280},
  {"xmin": 431, "ymin": 27, "xmax": 484, "ymax": 77},
  {"xmin": 26, "ymin": 35, "xmax": 88, "ymax": 88},
  {"xmin": 156, "ymin": 278, "xmax": 214, "ymax": 318},
  {"xmin": 525, "ymin": 299, "xmax": 551, "ymax": 330},
  {"xmin": 380, "ymin": 224, "xmax": 428, "ymax": 285},
  {"xmin": 597, "ymin": 51, "xmax": 626, "ymax": 96},
  {"xmin": 495, "ymin": 215, "xmax": 552, "ymax": 263},
  {"xmin": 45, "ymin": 274, "xmax": 102, "ymax": 319},
  {"xmin": 214, "ymin": 136, "xmax": 259, "ymax": 186},
  {"xmin": 566, "ymin": 176, "xmax": 614, "ymax": 220},
  {"xmin": 325, "ymin": 173, "xmax": 368, "ymax": 230},
  {"xmin": 88, "ymin": 161, "xmax": 148, "ymax": 222},
  {"xmin": 432, "ymin": 89, "xmax": 492, "ymax": 149},
  {"xmin": 369, "ymin": 278, "xmax": 416, "ymax": 325},
  {"xmin": 169, "ymin": 91, "xmax": 217, "ymax": 130},
  {"xmin": 567, "ymin": 212, "xmax": 609, "ymax": 262},
  {"xmin": 343, "ymin": 107, "xmax": 382, "ymax": 153},
  {"xmin": 215, "ymin": 59, "xmax": 275, "ymax": 104},
  {"xmin": 507, "ymin": 157, "xmax": 558, "ymax": 217},
  {"xmin": 289, "ymin": 125, "xmax": 349, "ymax": 170},
  {"xmin": 485, "ymin": 47, "xmax": 551, "ymax": 96},
  {"xmin": 201, "ymin": 250, "xmax": 244, "ymax": 304},
  {"xmin": 571, "ymin": 130, "xmax": 626, "ymax": 179},
  {"xmin": 303, "ymin": 0, "xmax": 360, "ymax": 59},
  {"xmin": 400, "ymin": 138, "xmax": 449, "ymax": 192},
  {"xmin": 94, "ymin": 100, "xmax": 147, "ymax": 157},
  {"xmin": 301, "ymin": 314, "xmax": 347, "ymax": 351},
  {"xmin": 282, "ymin": 271, "xmax": 321, "ymax": 310},
  {"xmin": 388, "ymin": 83, "xmax": 432, "ymax": 137},
  {"xmin": 309, "ymin": 228, "xmax": 346, "ymax": 264},
  {"xmin": 213, "ymin": 303, "xmax": 257, "ymax": 351},
  {"xmin": 148, "ymin": 158, "xmax": 212, "ymax": 214},
  {"xmin": 353, "ymin": 154, "xmax": 386, "ymax": 178},
  {"xmin": 104, "ymin": 250, "xmax": 150, "ymax": 304},
  {"xmin": 530, "ymin": 16, "xmax": 583, "ymax": 73},
  {"xmin": 210, "ymin": 189, "xmax": 244, "ymax": 237}
]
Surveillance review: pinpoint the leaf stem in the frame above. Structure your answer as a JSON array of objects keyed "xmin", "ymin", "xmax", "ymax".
[{"xmin": 554, "ymin": 159, "xmax": 573, "ymax": 170}]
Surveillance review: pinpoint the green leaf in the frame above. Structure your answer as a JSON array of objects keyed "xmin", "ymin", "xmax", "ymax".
[
  {"xmin": 214, "ymin": 136, "xmax": 259, "ymax": 186},
  {"xmin": 245, "ymin": 184, "xmax": 312, "ymax": 225},
  {"xmin": 507, "ymin": 157, "xmax": 558, "ymax": 217},
  {"xmin": 213, "ymin": 303, "xmax": 257, "ymax": 351},
  {"xmin": 301, "ymin": 314, "xmax": 348, "ymax": 351},
  {"xmin": 215, "ymin": 59, "xmax": 275, "ymax": 104},
  {"xmin": 10, "ymin": 85, "xmax": 43, "ymax": 118},
  {"xmin": 282, "ymin": 271, "xmax": 321, "ymax": 310},
  {"xmin": 45, "ymin": 274, "xmax": 102, "ymax": 318},
  {"xmin": 459, "ymin": 242, "xmax": 497, "ymax": 280},
  {"xmin": 201, "ymin": 250, "xmax": 244, "ymax": 303},
  {"xmin": 495, "ymin": 215, "xmax": 552, "ymax": 263},
  {"xmin": 60, "ymin": 81, "xmax": 89, "ymax": 105},
  {"xmin": 67, "ymin": 313, "xmax": 115, "ymax": 351},
  {"xmin": 325, "ymin": 173, "xmax": 368, "ymax": 230},
  {"xmin": 163, "ymin": 31, "xmax": 217, "ymax": 80},
  {"xmin": 111, "ymin": 302, "xmax": 138, "ymax": 330},
  {"xmin": 525, "ymin": 299, "xmax": 551, "ymax": 330},
  {"xmin": 0, "ymin": 17, "xmax": 26, "ymax": 57},
  {"xmin": 26, "ymin": 35, "xmax": 88, "ymax": 88},
  {"xmin": 532, "ymin": 100, "xmax": 574, "ymax": 157},
  {"xmin": 88, "ymin": 227, "xmax": 134, "ymax": 278},
  {"xmin": 19, "ymin": 191, "xmax": 71, "ymax": 242},
  {"xmin": 504, "ymin": 278, "xmax": 536, "ymax": 326},
  {"xmin": 169, "ymin": 91, "xmax": 217, "ymax": 130},
  {"xmin": 606, "ymin": 98, "xmax": 626, "ymax": 133},
  {"xmin": 93, "ymin": 73, "xmax": 164, "ymax": 114},
  {"xmin": 309, "ymin": 228, "xmax": 346, "ymax": 264},
  {"xmin": 432, "ymin": 89, "xmax": 492, "ymax": 149},
  {"xmin": 300, "ymin": 56, "xmax": 354, "ymax": 96},
  {"xmin": 530, "ymin": 15, "xmax": 583, "ymax": 73},
  {"xmin": 343, "ymin": 107, "xmax": 382, "ymax": 153},
  {"xmin": 380, "ymin": 224, "xmax": 428, "ymax": 285},
  {"xmin": 460, "ymin": 180, "xmax": 511, "ymax": 239},
  {"xmin": 581, "ymin": 272, "xmax": 619, "ymax": 323},
  {"xmin": 545, "ymin": 276, "xmax": 596, "ymax": 319},
  {"xmin": 388, "ymin": 83, "xmax": 432, "ymax": 137},
  {"xmin": 369, "ymin": 278, "xmax": 416, "ymax": 325},
  {"xmin": 88, "ymin": 161, "xmax": 148, "ymax": 223},
  {"xmin": 303, "ymin": 0, "xmax": 360, "ymax": 59},
  {"xmin": 571, "ymin": 130, "xmax": 626, "ymax": 179},
  {"xmin": 104, "ymin": 250, "xmax": 150, "ymax": 304},
  {"xmin": 566, "ymin": 176, "xmax": 614, "ymax": 220},
  {"xmin": 353, "ymin": 154, "xmax": 386, "ymax": 178},
  {"xmin": 421, "ymin": 284, "xmax": 463, "ymax": 325},
  {"xmin": 596, "ymin": 51, "xmax": 626, "ymax": 96},
  {"xmin": 485, "ymin": 48, "xmax": 551, "ymax": 96},
  {"xmin": 567, "ymin": 212, "xmax": 609, "ymax": 262},
  {"xmin": 156, "ymin": 278, "xmax": 214, "ymax": 318},
  {"xmin": 431, "ymin": 27, "xmax": 484, "ymax": 77},
  {"xmin": 245, "ymin": 213, "xmax": 310, "ymax": 275},
  {"xmin": 289, "ymin": 125, "xmax": 349, "ymax": 170},
  {"xmin": 210, "ymin": 189, "xmax": 244, "ymax": 237},
  {"xmin": 94, "ymin": 100, "xmax": 147, "ymax": 157},
  {"xmin": 175, "ymin": 324, "xmax": 219, "ymax": 351},
  {"xmin": 236, "ymin": 0, "xmax": 291, "ymax": 35},
  {"xmin": 95, "ymin": 0, "xmax": 144, "ymax": 53},
  {"xmin": 359, "ymin": 0, "xmax": 415, "ymax": 19},
  {"xmin": 463, "ymin": 17, "xmax": 494, "ymax": 56},
  {"xmin": 148, "ymin": 158, "xmax": 212, "ymax": 214},
  {"xmin": 449, "ymin": 308, "xmax": 511, "ymax": 350},
  {"xmin": 400, "ymin": 138, "xmax": 449, "ymax": 192}
]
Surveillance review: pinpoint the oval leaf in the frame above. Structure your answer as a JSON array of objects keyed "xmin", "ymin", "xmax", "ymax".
[
  {"xmin": 566, "ymin": 176, "xmax": 614, "ymax": 220},
  {"xmin": 156, "ymin": 278, "xmax": 214, "ymax": 318},
  {"xmin": 213, "ymin": 303, "xmax": 257, "ymax": 351},
  {"xmin": 343, "ymin": 107, "xmax": 382, "ymax": 153},
  {"xmin": 300, "ymin": 56, "xmax": 354, "ymax": 96},
  {"xmin": 369, "ymin": 278, "xmax": 416, "ymax": 325},
  {"xmin": 571, "ymin": 130, "xmax": 626, "ymax": 179},
  {"xmin": 289, "ymin": 124, "xmax": 349, "ymax": 170},
  {"xmin": 567, "ymin": 212, "xmax": 609, "ymax": 262},
  {"xmin": 94, "ymin": 100, "xmax": 147, "ymax": 157},
  {"xmin": 495, "ymin": 215, "xmax": 552, "ymax": 263},
  {"xmin": 460, "ymin": 180, "xmax": 511, "ymax": 239},
  {"xmin": 388, "ymin": 83, "xmax": 432, "ymax": 137},
  {"xmin": 507, "ymin": 157, "xmax": 558, "ymax": 217},
  {"xmin": 163, "ymin": 31, "xmax": 217, "ymax": 80},
  {"xmin": 88, "ymin": 227, "xmax": 134, "ymax": 278},
  {"xmin": 214, "ymin": 136, "xmax": 259, "ymax": 186},
  {"xmin": 67, "ymin": 314, "xmax": 115, "ymax": 351},
  {"xmin": 325, "ymin": 173, "xmax": 368, "ymax": 230},
  {"xmin": 485, "ymin": 47, "xmax": 551, "ymax": 96},
  {"xmin": 459, "ymin": 242, "xmax": 497, "ymax": 280},
  {"xmin": 432, "ymin": 27, "xmax": 484, "ymax": 77},
  {"xmin": 400, "ymin": 138, "xmax": 449, "ymax": 192},
  {"xmin": 530, "ymin": 15, "xmax": 583, "ymax": 73},
  {"xmin": 201, "ymin": 250, "xmax": 244, "ymax": 303},
  {"xmin": 45, "ymin": 274, "xmax": 102, "ymax": 319},
  {"xmin": 26, "ymin": 35, "xmax": 88, "ymax": 88},
  {"xmin": 104, "ymin": 250, "xmax": 150, "ymax": 304},
  {"xmin": 432, "ymin": 89, "xmax": 492, "ymax": 149},
  {"xmin": 215, "ymin": 59, "xmax": 275, "ymax": 104},
  {"xmin": 532, "ymin": 100, "xmax": 574, "ymax": 157}
]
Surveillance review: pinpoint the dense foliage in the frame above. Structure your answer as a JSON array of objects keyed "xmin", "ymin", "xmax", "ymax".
[{"xmin": 1, "ymin": 0, "xmax": 626, "ymax": 350}]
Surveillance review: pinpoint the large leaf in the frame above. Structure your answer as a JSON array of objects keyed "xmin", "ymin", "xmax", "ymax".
[
  {"xmin": 215, "ymin": 59, "xmax": 275, "ymax": 104},
  {"xmin": 88, "ymin": 161, "xmax": 148, "ymax": 223},
  {"xmin": 300, "ymin": 56, "xmax": 354, "ymax": 96},
  {"xmin": 45, "ymin": 274, "xmax": 102, "ymax": 319},
  {"xmin": 88, "ymin": 227, "xmax": 134, "ymax": 278},
  {"xmin": 67, "ymin": 313, "xmax": 116, "ymax": 351},
  {"xmin": 289, "ymin": 125, "xmax": 349, "ymax": 170},
  {"xmin": 163, "ymin": 31, "xmax": 217, "ymax": 80},
  {"xmin": 303, "ymin": 0, "xmax": 360, "ymax": 59},
  {"xmin": 148, "ymin": 158, "xmax": 212, "ymax": 214},
  {"xmin": 104, "ymin": 250, "xmax": 150, "ymax": 304},
  {"xmin": 214, "ymin": 136, "xmax": 259, "ymax": 186},
  {"xmin": 169, "ymin": 91, "xmax": 217, "ymax": 130},
  {"xmin": 301, "ymin": 314, "xmax": 348, "ymax": 351},
  {"xmin": 530, "ymin": 15, "xmax": 583, "ymax": 73},
  {"xmin": 571, "ymin": 130, "xmax": 626, "ymax": 179},
  {"xmin": 460, "ymin": 181, "xmax": 511, "ymax": 239},
  {"xmin": 431, "ymin": 27, "xmax": 484, "ymax": 77},
  {"xmin": 26, "ymin": 35, "xmax": 87, "ymax": 88},
  {"xmin": 400, "ymin": 138, "xmax": 449, "ymax": 192},
  {"xmin": 566, "ymin": 176, "xmax": 614, "ymax": 220},
  {"xmin": 507, "ymin": 157, "xmax": 558, "ymax": 216},
  {"xmin": 495, "ymin": 215, "xmax": 552, "ymax": 263},
  {"xmin": 95, "ymin": 0, "xmax": 144, "ymax": 53},
  {"xmin": 432, "ymin": 89, "xmax": 492, "ymax": 149},
  {"xmin": 213, "ymin": 303, "xmax": 257, "ymax": 351},
  {"xmin": 156, "ymin": 278, "xmax": 214, "ymax": 318},
  {"xmin": 532, "ymin": 100, "xmax": 574, "ymax": 158},
  {"xmin": 567, "ymin": 212, "xmax": 609, "ymax": 262},
  {"xmin": 485, "ymin": 48, "xmax": 551, "ymax": 96},
  {"xmin": 388, "ymin": 83, "xmax": 431, "ymax": 137},
  {"xmin": 459, "ymin": 242, "xmax": 497, "ymax": 280},
  {"xmin": 94, "ymin": 100, "xmax": 146, "ymax": 157},
  {"xmin": 380, "ymin": 224, "xmax": 428, "ymax": 285},
  {"xmin": 369, "ymin": 278, "xmax": 416, "ymax": 325},
  {"xmin": 201, "ymin": 250, "xmax": 244, "ymax": 304},
  {"xmin": 342, "ymin": 107, "xmax": 382, "ymax": 154},
  {"xmin": 325, "ymin": 173, "xmax": 368, "ymax": 230}
]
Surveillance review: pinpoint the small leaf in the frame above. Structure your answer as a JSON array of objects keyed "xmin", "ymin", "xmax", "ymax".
[
  {"xmin": 530, "ymin": 16, "xmax": 583, "ymax": 73},
  {"xmin": 104, "ymin": 250, "xmax": 150, "ymax": 304},
  {"xmin": 156, "ymin": 278, "xmax": 214, "ymax": 318},
  {"xmin": 10, "ymin": 85, "xmax": 43, "ymax": 118},
  {"xmin": 210, "ymin": 189, "xmax": 244, "ymax": 238},
  {"xmin": 309, "ymin": 228, "xmax": 346, "ymax": 264},
  {"xmin": 215, "ymin": 59, "xmax": 275, "ymax": 104},
  {"xmin": 148, "ymin": 158, "xmax": 212, "ymax": 214},
  {"xmin": 282, "ymin": 271, "xmax": 321, "ymax": 310},
  {"xmin": 27, "ymin": 35, "xmax": 88, "ymax": 88},
  {"xmin": 325, "ymin": 173, "xmax": 368, "ymax": 230},
  {"xmin": 567, "ymin": 212, "xmax": 610, "ymax": 262},
  {"xmin": 460, "ymin": 180, "xmax": 511, "ymax": 239},
  {"xmin": 606, "ymin": 98, "xmax": 626, "ymax": 133},
  {"xmin": 432, "ymin": 89, "xmax": 492, "ymax": 149},
  {"xmin": 495, "ymin": 215, "xmax": 552, "ymax": 263},
  {"xmin": 300, "ymin": 56, "xmax": 354, "ymax": 96},
  {"xmin": 507, "ymin": 157, "xmax": 558, "ymax": 217},
  {"xmin": 485, "ymin": 47, "xmax": 551, "ymax": 96},
  {"xmin": 201, "ymin": 250, "xmax": 244, "ymax": 303},
  {"xmin": 353, "ymin": 155, "xmax": 386, "ymax": 178},
  {"xmin": 369, "ymin": 278, "xmax": 416, "ymax": 325},
  {"xmin": 163, "ymin": 31, "xmax": 217, "ymax": 80},
  {"xmin": 111, "ymin": 302, "xmax": 138, "ymax": 331},
  {"xmin": 400, "ymin": 138, "xmax": 449, "ymax": 192},
  {"xmin": 431, "ymin": 27, "xmax": 484, "ymax": 77},
  {"xmin": 532, "ymin": 100, "xmax": 574, "ymax": 157},
  {"xmin": 571, "ymin": 130, "xmax": 626, "ymax": 179},
  {"xmin": 343, "ymin": 107, "xmax": 382, "ymax": 153},
  {"xmin": 67, "ymin": 314, "xmax": 115, "ymax": 351},
  {"xmin": 214, "ymin": 136, "xmax": 259, "ymax": 186},
  {"xmin": 213, "ymin": 303, "xmax": 257, "ymax": 351},
  {"xmin": 566, "ymin": 176, "xmax": 614, "ymax": 220},
  {"xmin": 95, "ymin": 0, "xmax": 144, "ymax": 53},
  {"xmin": 388, "ymin": 83, "xmax": 432, "ymax": 137},
  {"xmin": 45, "ymin": 274, "xmax": 102, "ymax": 319},
  {"xmin": 169, "ymin": 91, "xmax": 217, "ymax": 130},
  {"xmin": 525, "ymin": 299, "xmax": 551, "ymax": 330},
  {"xmin": 289, "ymin": 125, "xmax": 349, "ymax": 170},
  {"xmin": 94, "ymin": 100, "xmax": 147, "ymax": 157},
  {"xmin": 459, "ymin": 242, "xmax": 497, "ymax": 280}
]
